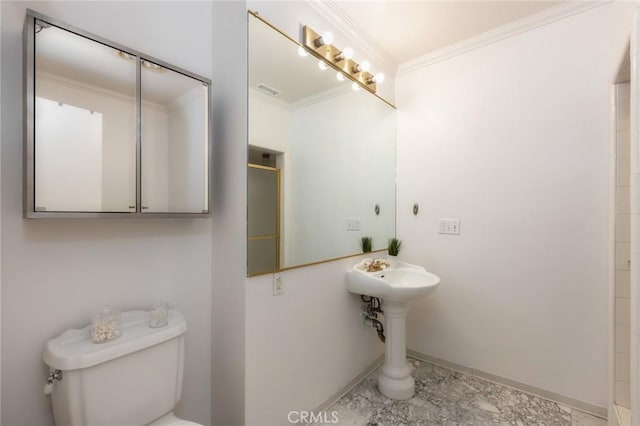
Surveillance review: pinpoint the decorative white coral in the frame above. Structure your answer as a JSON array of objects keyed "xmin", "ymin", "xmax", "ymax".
[{"xmin": 91, "ymin": 306, "xmax": 121, "ymax": 343}]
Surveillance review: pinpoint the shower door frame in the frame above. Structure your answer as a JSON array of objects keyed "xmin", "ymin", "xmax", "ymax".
[{"xmin": 247, "ymin": 163, "xmax": 281, "ymax": 275}]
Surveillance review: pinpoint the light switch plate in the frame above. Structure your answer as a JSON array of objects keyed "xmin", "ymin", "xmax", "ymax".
[
  {"xmin": 439, "ymin": 219, "xmax": 461, "ymax": 235},
  {"xmin": 346, "ymin": 218, "xmax": 361, "ymax": 231}
]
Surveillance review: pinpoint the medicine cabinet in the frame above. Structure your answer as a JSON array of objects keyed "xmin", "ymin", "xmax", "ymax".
[{"xmin": 23, "ymin": 10, "xmax": 212, "ymax": 218}]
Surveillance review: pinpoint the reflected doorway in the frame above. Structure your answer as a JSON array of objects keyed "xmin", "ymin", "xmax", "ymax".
[{"xmin": 248, "ymin": 160, "xmax": 281, "ymax": 275}]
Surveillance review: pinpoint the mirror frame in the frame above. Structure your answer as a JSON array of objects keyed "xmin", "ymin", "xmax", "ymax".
[
  {"xmin": 246, "ymin": 11, "xmax": 396, "ymax": 277},
  {"xmin": 23, "ymin": 9, "xmax": 213, "ymax": 218}
]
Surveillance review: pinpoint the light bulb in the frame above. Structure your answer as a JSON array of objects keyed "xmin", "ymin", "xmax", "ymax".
[
  {"xmin": 360, "ymin": 60, "xmax": 371, "ymax": 72},
  {"xmin": 374, "ymin": 72, "xmax": 385, "ymax": 84},
  {"xmin": 118, "ymin": 51, "xmax": 136, "ymax": 61},
  {"xmin": 334, "ymin": 46, "xmax": 354, "ymax": 62},
  {"xmin": 352, "ymin": 82, "xmax": 360, "ymax": 91},
  {"xmin": 322, "ymin": 31, "xmax": 334, "ymax": 45},
  {"xmin": 318, "ymin": 60, "xmax": 328, "ymax": 71},
  {"xmin": 297, "ymin": 46, "xmax": 309, "ymax": 57},
  {"xmin": 336, "ymin": 72, "xmax": 345, "ymax": 82}
]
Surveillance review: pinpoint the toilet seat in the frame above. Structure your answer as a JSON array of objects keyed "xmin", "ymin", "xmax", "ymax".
[{"xmin": 148, "ymin": 412, "xmax": 203, "ymax": 426}]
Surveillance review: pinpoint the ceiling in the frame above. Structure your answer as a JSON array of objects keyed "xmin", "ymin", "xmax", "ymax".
[
  {"xmin": 248, "ymin": 1, "xmax": 567, "ymax": 104},
  {"xmin": 249, "ymin": 14, "xmax": 350, "ymax": 105},
  {"xmin": 249, "ymin": 1, "xmax": 566, "ymax": 106},
  {"xmin": 37, "ymin": 22, "xmax": 203, "ymax": 106},
  {"xmin": 331, "ymin": 0, "xmax": 564, "ymax": 66}
]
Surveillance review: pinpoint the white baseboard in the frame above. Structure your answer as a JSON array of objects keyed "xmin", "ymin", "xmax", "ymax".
[
  {"xmin": 408, "ymin": 349, "xmax": 607, "ymax": 419},
  {"xmin": 311, "ymin": 355, "xmax": 384, "ymax": 416}
]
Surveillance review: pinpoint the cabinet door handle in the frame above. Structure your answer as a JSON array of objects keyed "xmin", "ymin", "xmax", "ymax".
[{"xmin": 142, "ymin": 206, "xmax": 148, "ymax": 210}]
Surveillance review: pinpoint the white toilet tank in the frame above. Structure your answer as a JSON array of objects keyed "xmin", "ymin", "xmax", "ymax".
[{"xmin": 43, "ymin": 310, "xmax": 188, "ymax": 426}]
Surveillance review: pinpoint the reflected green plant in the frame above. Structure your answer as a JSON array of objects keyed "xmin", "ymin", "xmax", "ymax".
[{"xmin": 361, "ymin": 236, "xmax": 373, "ymax": 253}]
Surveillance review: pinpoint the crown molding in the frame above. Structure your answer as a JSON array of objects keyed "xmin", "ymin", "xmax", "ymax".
[
  {"xmin": 306, "ymin": 0, "xmax": 396, "ymax": 72},
  {"xmin": 397, "ymin": 0, "xmax": 609, "ymax": 77}
]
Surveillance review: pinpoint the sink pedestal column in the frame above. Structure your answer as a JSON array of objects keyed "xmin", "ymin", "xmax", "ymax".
[{"xmin": 378, "ymin": 300, "xmax": 414, "ymax": 400}]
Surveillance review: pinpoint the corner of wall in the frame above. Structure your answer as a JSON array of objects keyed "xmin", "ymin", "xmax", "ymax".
[
  {"xmin": 0, "ymin": 1, "xmax": 3, "ymax": 421},
  {"xmin": 210, "ymin": 1, "xmax": 248, "ymax": 425}
]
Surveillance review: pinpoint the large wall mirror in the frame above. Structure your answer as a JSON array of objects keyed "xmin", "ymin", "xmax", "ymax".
[
  {"xmin": 24, "ymin": 10, "xmax": 211, "ymax": 218},
  {"xmin": 247, "ymin": 13, "xmax": 396, "ymax": 276}
]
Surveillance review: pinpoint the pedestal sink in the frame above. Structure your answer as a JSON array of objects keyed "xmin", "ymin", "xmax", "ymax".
[{"xmin": 347, "ymin": 258, "xmax": 440, "ymax": 400}]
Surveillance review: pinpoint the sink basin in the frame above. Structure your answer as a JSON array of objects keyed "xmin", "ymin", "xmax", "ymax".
[{"xmin": 347, "ymin": 258, "xmax": 440, "ymax": 302}]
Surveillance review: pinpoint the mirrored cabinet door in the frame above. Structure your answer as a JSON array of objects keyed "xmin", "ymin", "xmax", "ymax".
[
  {"xmin": 25, "ymin": 10, "xmax": 212, "ymax": 218},
  {"xmin": 34, "ymin": 21, "xmax": 136, "ymax": 212},
  {"xmin": 141, "ymin": 62, "xmax": 210, "ymax": 214}
]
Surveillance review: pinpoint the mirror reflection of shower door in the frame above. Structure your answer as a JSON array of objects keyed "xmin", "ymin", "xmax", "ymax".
[{"xmin": 248, "ymin": 164, "xmax": 280, "ymax": 275}]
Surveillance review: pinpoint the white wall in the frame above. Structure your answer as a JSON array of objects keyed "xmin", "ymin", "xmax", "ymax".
[
  {"xmin": 245, "ymin": 254, "xmax": 383, "ymax": 425},
  {"xmin": 141, "ymin": 102, "xmax": 170, "ymax": 212},
  {"xmin": 37, "ymin": 74, "xmax": 137, "ymax": 212},
  {"xmin": 35, "ymin": 96, "xmax": 103, "ymax": 211},
  {"xmin": 614, "ymin": 82, "xmax": 631, "ymax": 409},
  {"xmin": 288, "ymin": 90, "xmax": 395, "ymax": 265},
  {"xmin": 0, "ymin": 2, "xmax": 240, "ymax": 424},
  {"xmin": 0, "ymin": 1, "xmax": 4, "ymax": 420},
  {"xmin": 248, "ymin": 94, "xmax": 291, "ymax": 154},
  {"xmin": 627, "ymin": 9, "xmax": 640, "ymax": 423},
  {"xmin": 168, "ymin": 87, "xmax": 208, "ymax": 213},
  {"xmin": 397, "ymin": 3, "xmax": 632, "ymax": 409},
  {"xmin": 209, "ymin": 2, "xmax": 247, "ymax": 425}
]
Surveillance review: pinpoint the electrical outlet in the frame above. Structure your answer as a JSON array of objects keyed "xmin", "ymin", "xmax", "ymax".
[
  {"xmin": 273, "ymin": 273, "xmax": 284, "ymax": 296},
  {"xmin": 346, "ymin": 218, "xmax": 361, "ymax": 231},
  {"xmin": 438, "ymin": 219, "xmax": 461, "ymax": 235}
]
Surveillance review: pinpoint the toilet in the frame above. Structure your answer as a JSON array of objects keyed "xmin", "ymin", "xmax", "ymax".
[{"xmin": 42, "ymin": 310, "xmax": 202, "ymax": 426}]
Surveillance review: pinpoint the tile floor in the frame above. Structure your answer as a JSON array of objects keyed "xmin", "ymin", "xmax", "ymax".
[{"xmin": 325, "ymin": 358, "xmax": 606, "ymax": 425}]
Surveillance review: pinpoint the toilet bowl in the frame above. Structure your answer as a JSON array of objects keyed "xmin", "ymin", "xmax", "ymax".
[{"xmin": 43, "ymin": 310, "xmax": 202, "ymax": 426}]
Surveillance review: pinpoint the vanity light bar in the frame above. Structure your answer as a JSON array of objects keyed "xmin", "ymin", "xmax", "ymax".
[{"xmin": 302, "ymin": 25, "xmax": 377, "ymax": 94}]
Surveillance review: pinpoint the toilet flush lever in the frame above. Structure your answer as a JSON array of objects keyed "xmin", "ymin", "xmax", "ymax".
[{"xmin": 44, "ymin": 369, "xmax": 63, "ymax": 395}]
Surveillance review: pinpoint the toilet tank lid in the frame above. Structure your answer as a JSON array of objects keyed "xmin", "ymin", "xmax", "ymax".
[{"xmin": 43, "ymin": 310, "xmax": 187, "ymax": 371}]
